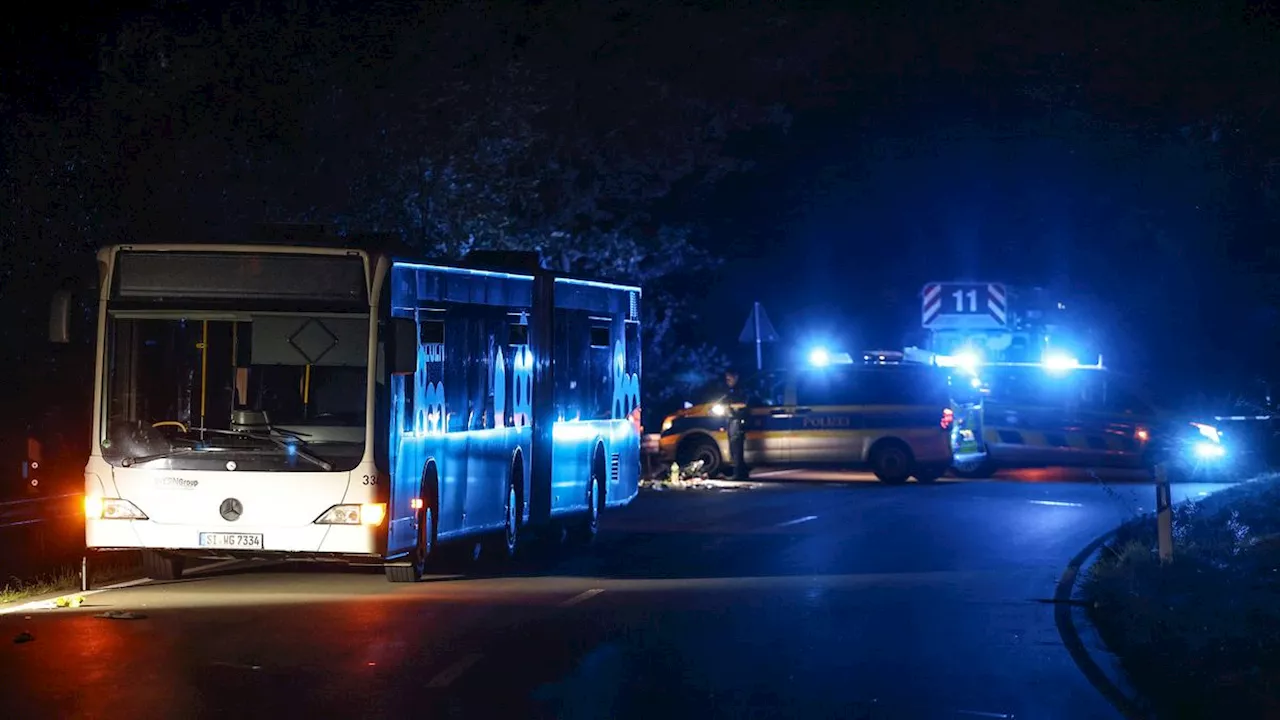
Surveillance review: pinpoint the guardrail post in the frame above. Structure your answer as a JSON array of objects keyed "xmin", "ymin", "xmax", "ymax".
[
  {"xmin": 1155, "ymin": 463, "xmax": 1173, "ymax": 564},
  {"xmin": 81, "ymin": 556, "xmax": 88, "ymax": 592}
]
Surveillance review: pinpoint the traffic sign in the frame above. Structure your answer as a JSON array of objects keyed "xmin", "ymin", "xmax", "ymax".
[{"xmin": 922, "ymin": 282, "xmax": 1008, "ymax": 329}]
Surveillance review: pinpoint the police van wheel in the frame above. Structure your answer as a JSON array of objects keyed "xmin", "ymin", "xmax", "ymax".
[
  {"xmin": 870, "ymin": 441, "xmax": 913, "ymax": 484},
  {"xmin": 913, "ymin": 464, "xmax": 947, "ymax": 483},
  {"xmin": 678, "ymin": 438, "xmax": 722, "ymax": 477},
  {"xmin": 142, "ymin": 550, "xmax": 185, "ymax": 581},
  {"xmin": 952, "ymin": 458, "xmax": 996, "ymax": 479}
]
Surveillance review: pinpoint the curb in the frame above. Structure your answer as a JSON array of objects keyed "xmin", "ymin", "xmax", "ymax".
[
  {"xmin": 0, "ymin": 576, "xmax": 152, "ymax": 616},
  {"xmin": 1054, "ymin": 518, "xmax": 1153, "ymax": 720}
]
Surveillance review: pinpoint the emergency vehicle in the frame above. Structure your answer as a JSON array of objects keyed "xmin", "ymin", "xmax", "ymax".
[
  {"xmin": 658, "ymin": 361, "xmax": 956, "ymax": 483},
  {"xmin": 913, "ymin": 282, "xmax": 1230, "ymax": 479}
]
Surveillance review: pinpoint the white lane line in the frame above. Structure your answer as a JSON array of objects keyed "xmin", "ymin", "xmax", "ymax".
[
  {"xmin": 184, "ymin": 559, "xmax": 252, "ymax": 576},
  {"xmin": 559, "ymin": 588, "xmax": 606, "ymax": 607},
  {"xmin": 1028, "ymin": 500, "xmax": 1084, "ymax": 508},
  {"xmin": 750, "ymin": 469, "xmax": 804, "ymax": 478},
  {"xmin": 100, "ymin": 577, "xmax": 153, "ymax": 590},
  {"xmin": 775, "ymin": 515, "xmax": 818, "ymax": 528},
  {"xmin": 426, "ymin": 653, "xmax": 484, "ymax": 688}
]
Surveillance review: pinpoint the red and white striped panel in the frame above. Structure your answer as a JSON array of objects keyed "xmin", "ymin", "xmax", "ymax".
[
  {"xmin": 987, "ymin": 283, "xmax": 1007, "ymax": 324},
  {"xmin": 922, "ymin": 283, "xmax": 943, "ymax": 326}
]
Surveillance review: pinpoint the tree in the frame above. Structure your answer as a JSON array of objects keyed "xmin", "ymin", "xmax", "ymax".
[{"xmin": 6, "ymin": 2, "xmax": 858, "ymax": 422}]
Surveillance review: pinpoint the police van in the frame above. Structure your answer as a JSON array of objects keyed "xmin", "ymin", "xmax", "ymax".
[
  {"xmin": 658, "ymin": 363, "xmax": 955, "ymax": 483},
  {"xmin": 950, "ymin": 361, "xmax": 1231, "ymax": 479}
]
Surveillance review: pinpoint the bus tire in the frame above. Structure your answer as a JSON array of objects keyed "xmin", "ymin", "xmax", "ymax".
[
  {"xmin": 386, "ymin": 467, "xmax": 438, "ymax": 583},
  {"xmin": 677, "ymin": 436, "xmax": 722, "ymax": 477},
  {"xmin": 142, "ymin": 550, "xmax": 184, "ymax": 581},
  {"xmin": 482, "ymin": 478, "xmax": 521, "ymax": 565},
  {"xmin": 385, "ymin": 504, "xmax": 434, "ymax": 583},
  {"xmin": 569, "ymin": 450, "xmax": 605, "ymax": 546},
  {"xmin": 869, "ymin": 440, "xmax": 913, "ymax": 484}
]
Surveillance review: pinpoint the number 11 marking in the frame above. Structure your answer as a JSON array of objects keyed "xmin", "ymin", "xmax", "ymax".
[{"xmin": 952, "ymin": 289, "xmax": 978, "ymax": 312}]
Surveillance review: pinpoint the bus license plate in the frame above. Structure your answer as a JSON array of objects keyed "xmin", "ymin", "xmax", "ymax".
[{"xmin": 199, "ymin": 532, "xmax": 263, "ymax": 549}]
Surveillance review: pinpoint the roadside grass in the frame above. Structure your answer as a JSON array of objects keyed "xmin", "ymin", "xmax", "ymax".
[
  {"xmin": 1084, "ymin": 475, "xmax": 1280, "ymax": 719},
  {"xmin": 0, "ymin": 552, "xmax": 143, "ymax": 605}
]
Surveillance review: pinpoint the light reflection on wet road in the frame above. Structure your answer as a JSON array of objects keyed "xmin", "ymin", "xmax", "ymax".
[{"xmin": 0, "ymin": 471, "xmax": 1232, "ymax": 719}]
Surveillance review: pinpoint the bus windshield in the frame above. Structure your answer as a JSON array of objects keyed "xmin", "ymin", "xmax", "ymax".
[{"xmin": 100, "ymin": 313, "xmax": 369, "ymax": 471}]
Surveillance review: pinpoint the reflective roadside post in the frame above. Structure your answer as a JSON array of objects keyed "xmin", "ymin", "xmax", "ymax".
[{"xmin": 1155, "ymin": 463, "xmax": 1173, "ymax": 563}]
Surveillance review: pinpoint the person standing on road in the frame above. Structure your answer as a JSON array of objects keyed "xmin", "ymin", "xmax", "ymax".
[{"xmin": 723, "ymin": 369, "xmax": 752, "ymax": 480}]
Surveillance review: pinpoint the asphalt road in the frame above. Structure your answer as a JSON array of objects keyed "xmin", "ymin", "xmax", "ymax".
[{"xmin": 0, "ymin": 470, "xmax": 1233, "ymax": 719}]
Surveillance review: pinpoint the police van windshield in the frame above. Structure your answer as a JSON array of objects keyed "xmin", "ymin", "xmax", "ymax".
[{"xmin": 795, "ymin": 366, "xmax": 951, "ymax": 406}]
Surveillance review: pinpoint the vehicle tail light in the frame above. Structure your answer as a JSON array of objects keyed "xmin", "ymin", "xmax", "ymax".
[{"xmin": 940, "ymin": 408, "xmax": 954, "ymax": 431}]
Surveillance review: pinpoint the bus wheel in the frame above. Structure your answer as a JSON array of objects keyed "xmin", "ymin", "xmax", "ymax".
[
  {"xmin": 870, "ymin": 440, "xmax": 913, "ymax": 484},
  {"xmin": 568, "ymin": 464, "xmax": 603, "ymax": 546},
  {"xmin": 386, "ymin": 505, "xmax": 434, "ymax": 583},
  {"xmin": 142, "ymin": 550, "xmax": 185, "ymax": 581},
  {"xmin": 482, "ymin": 482, "xmax": 521, "ymax": 564}
]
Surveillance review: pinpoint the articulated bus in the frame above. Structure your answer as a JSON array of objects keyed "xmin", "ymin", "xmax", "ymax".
[{"xmin": 51, "ymin": 244, "xmax": 642, "ymax": 582}]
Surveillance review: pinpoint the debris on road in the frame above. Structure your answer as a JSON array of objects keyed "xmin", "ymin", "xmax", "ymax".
[
  {"xmin": 13, "ymin": 631, "xmax": 34, "ymax": 644},
  {"xmin": 95, "ymin": 610, "xmax": 147, "ymax": 620}
]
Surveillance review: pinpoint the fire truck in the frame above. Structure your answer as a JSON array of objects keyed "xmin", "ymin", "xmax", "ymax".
[{"xmin": 907, "ymin": 282, "xmax": 1230, "ymax": 479}]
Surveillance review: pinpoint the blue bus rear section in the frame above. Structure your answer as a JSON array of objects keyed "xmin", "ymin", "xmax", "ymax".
[{"xmin": 382, "ymin": 260, "xmax": 641, "ymax": 561}]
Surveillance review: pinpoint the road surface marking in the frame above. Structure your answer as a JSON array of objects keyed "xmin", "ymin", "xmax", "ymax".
[
  {"xmin": 427, "ymin": 653, "xmax": 484, "ymax": 688},
  {"xmin": 560, "ymin": 588, "xmax": 606, "ymax": 606},
  {"xmin": 100, "ymin": 577, "xmax": 153, "ymax": 590},
  {"xmin": 751, "ymin": 469, "xmax": 804, "ymax": 478},
  {"xmin": 776, "ymin": 515, "xmax": 818, "ymax": 527},
  {"xmin": 184, "ymin": 559, "xmax": 254, "ymax": 576},
  {"xmin": 1028, "ymin": 500, "xmax": 1084, "ymax": 508}
]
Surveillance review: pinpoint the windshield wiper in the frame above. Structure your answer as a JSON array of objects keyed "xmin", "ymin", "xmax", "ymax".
[
  {"xmin": 121, "ymin": 447, "xmax": 210, "ymax": 468},
  {"xmin": 190, "ymin": 427, "xmax": 334, "ymax": 471}
]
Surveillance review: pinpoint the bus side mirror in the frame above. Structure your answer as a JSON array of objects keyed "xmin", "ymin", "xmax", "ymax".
[
  {"xmin": 389, "ymin": 317, "xmax": 417, "ymax": 375},
  {"xmin": 49, "ymin": 290, "xmax": 71, "ymax": 344}
]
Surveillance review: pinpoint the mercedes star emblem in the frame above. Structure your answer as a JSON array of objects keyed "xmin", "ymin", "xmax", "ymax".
[{"xmin": 220, "ymin": 498, "xmax": 244, "ymax": 522}]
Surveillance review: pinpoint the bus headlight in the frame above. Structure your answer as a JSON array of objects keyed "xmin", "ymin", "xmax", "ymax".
[
  {"xmin": 87, "ymin": 497, "xmax": 148, "ymax": 520},
  {"xmin": 314, "ymin": 503, "xmax": 387, "ymax": 526}
]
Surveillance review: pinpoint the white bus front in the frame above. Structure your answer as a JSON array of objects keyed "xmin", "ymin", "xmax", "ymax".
[{"xmin": 82, "ymin": 246, "xmax": 386, "ymax": 578}]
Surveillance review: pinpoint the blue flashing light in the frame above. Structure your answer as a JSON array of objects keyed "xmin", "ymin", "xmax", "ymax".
[
  {"xmin": 1042, "ymin": 352, "xmax": 1079, "ymax": 373},
  {"xmin": 808, "ymin": 347, "xmax": 831, "ymax": 367},
  {"xmin": 939, "ymin": 350, "xmax": 981, "ymax": 375},
  {"xmin": 1194, "ymin": 441, "xmax": 1226, "ymax": 459},
  {"xmin": 969, "ymin": 376, "xmax": 982, "ymax": 389}
]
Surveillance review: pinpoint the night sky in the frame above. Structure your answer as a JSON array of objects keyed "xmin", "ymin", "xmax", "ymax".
[{"xmin": 4, "ymin": 1, "xmax": 1280, "ymax": 414}]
